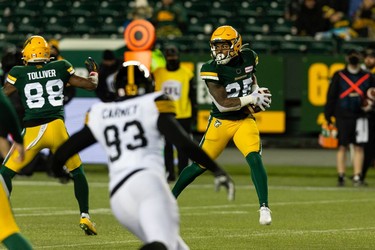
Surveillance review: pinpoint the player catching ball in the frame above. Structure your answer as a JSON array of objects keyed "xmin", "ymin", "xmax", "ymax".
[{"xmin": 172, "ymin": 25, "xmax": 273, "ymax": 225}]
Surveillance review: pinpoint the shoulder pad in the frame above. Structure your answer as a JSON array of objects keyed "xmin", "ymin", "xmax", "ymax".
[
  {"xmin": 200, "ymin": 62, "xmax": 219, "ymax": 81},
  {"xmin": 155, "ymin": 94, "xmax": 176, "ymax": 115}
]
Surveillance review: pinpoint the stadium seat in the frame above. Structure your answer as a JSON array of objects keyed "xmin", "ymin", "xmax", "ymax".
[
  {"xmin": 43, "ymin": 0, "xmax": 71, "ymax": 18},
  {"xmin": 71, "ymin": 17, "xmax": 100, "ymax": 36},
  {"xmin": 68, "ymin": 1, "xmax": 99, "ymax": 17},
  {"xmin": 98, "ymin": 1, "xmax": 126, "ymax": 18}
]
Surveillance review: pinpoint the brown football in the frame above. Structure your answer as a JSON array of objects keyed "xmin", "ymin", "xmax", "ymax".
[
  {"xmin": 244, "ymin": 88, "xmax": 271, "ymax": 114},
  {"xmin": 367, "ymin": 87, "xmax": 375, "ymax": 101}
]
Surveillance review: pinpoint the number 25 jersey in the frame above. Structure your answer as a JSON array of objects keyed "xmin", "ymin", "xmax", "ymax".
[
  {"xmin": 200, "ymin": 49, "xmax": 258, "ymax": 120},
  {"xmin": 86, "ymin": 91, "xmax": 175, "ymax": 191}
]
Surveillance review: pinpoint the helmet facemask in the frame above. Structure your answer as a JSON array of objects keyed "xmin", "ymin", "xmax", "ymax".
[{"xmin": 210, "ymin": 26, "xmax": 242, "ymax": 65}]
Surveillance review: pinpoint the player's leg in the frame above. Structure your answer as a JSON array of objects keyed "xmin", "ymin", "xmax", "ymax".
[
  {"xmin": 234, "ymin": 118, "xmax": 271, "ymax": 225},
  {"xmin": 0, "ymin": 176, "xmax": 32, "ymax": 250},
  {"xmin": 111, "ymin": 170, "xmax": 189, "ymax": 250},
  {"xmin": 50, "ymin": 119, "xmax": 96, "ymax": 235},
  {"xmin": 172, "ymin": 117, "xmax": 230, "ymax": 198},
  {"xmin": 0, "ymin": 126, "xmax": 42, "ymax": 193},
  {"xmin": 176, "ymin": 118, "xmax": 192, "ymax": 175},
  {"xmin": 164, "ymin": 140, "xmax": 176, "ymax": 181}
]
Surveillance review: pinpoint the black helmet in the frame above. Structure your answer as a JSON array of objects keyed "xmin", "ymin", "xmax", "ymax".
[{"xmin": 115, "ymin": 60, "xmax": 154, "ymax": 98}]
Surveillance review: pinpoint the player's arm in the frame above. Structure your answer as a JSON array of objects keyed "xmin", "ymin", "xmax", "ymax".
[
  {"xmin": 0, "ymin": 91, "xmax": 24, "ymax": 161},
  {"xmin": 206, "ymin": 79, "xmax": 271, "ymax": 112},
  {"xmin": 2, "ymin": 82, "xmax": 17, "ymax": 96},
  {"xmin": 68, "ymin": 57, "xmax": 99, "ymax": 91},
  {"xmin": 51, "ymin": 125, "xmax": 97, "ymax": 177},
  {"xmin": 68, "ymin": 74, "xmax": 97, "ymax": 90}
]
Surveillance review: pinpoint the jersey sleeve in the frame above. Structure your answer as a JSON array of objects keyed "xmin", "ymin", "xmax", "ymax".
[
  {"xmin": 60, "ymin": 59, "xmax": 75, "ymax": 75},
  {"xmin": 6, "ymin": 66, "xmax": 22, "ymax": 85},
  {"xmin": 200, "ymin": 61, "xmax": 219, "ymax": 82},
  {"xmin": 154, "ymin": 93, "xmax": 176, "ymax": 115}
]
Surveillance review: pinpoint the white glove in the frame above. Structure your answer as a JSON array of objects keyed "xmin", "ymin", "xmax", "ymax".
[
  {"xmin": 89, "ymin": 72, "xmax": 98, "ymax": 86},
  {"xmin": 214, "ymin": 175, "xmax": 235, "ymax": 201},
  {"xmin": 249, "ymin": 87, "xmax": 272, "ymax": 111}
]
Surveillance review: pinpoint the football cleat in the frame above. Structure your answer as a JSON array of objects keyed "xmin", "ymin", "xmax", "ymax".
[
  {"xmin": 79, "ymin": 217, "xmax": 97, "ymax": 235},
  {"xmin": 259, "ymin": 206, "xmax": 272, "ymax": 225}
]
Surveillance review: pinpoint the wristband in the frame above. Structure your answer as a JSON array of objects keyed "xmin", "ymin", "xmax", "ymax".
[{"xmin": 239, "ymin": 95, "xmax": 256, "ymax": 107}]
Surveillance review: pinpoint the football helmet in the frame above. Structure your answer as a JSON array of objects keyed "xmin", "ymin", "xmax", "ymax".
[
  {"xmin": 22, "ymin": 35, "xmax": 50, "ymax": 64},
  {"xmin": 210, "ymin": 25, "xmax": 242, "ymax": 65},
  {"xmin": 115, "ymin": 60, "xmax": 154, "ymax": 98}
]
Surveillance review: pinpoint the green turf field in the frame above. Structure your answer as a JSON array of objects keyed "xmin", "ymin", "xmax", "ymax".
[{"xmin": 4, "ymin": 163, "xmax": 375, "ymax": 250}]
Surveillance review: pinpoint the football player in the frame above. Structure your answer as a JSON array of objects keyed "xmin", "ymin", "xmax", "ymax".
[
  {"xmin": 0, "ymin": 35, "xmax": 98, "ymax": 235},
  {"xmin": 172, "ymin": 25, "xmax": 273, "ymax": 225},
  {"xmin": 0, "ymin": 90, "xmax": 32, "ymax": 249},
  {"xmin": 51, "ymin": 60, "xmax": 234, "ymax": 250}
]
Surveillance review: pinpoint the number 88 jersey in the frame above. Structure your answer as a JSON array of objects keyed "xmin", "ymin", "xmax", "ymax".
[{"xmin": 6, "ymin": 60, "xmax": 73, "ymax": 123}]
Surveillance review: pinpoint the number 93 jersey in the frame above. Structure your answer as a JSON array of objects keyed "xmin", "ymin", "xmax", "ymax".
[
  {"xmin": 86, "ymin": 91, "xmax": 175, "ymax": 191},
  {"xmin": 6, "ymin": 60, "xmax": 74, "ymax": 123},
  {"xmin": 200, "ymin": 49, "xmax": 258, "ymax": 120}
]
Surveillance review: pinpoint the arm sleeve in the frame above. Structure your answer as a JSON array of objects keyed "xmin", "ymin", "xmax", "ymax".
[
  {"xmin": 0, "ymin": 91, "xmax": 23, "ymax": 143},
  {"xmin": 157, "ymin": 113, "xmax": 225, "ymax": 176},
  {"xmin": 52, "ymin": 125, "xmax": 97, "ymax": 169}
]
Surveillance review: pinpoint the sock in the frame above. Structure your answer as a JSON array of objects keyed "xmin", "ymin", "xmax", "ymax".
[
  {"xmin": 71, "ymin": 166, "xmax": 89, "ymax": 214},
  {"xmin": 3, "ymin": 233, "xmax": 33, "ymax": 250},
  {"xmin": 246, "ymin": 152, "xmax": 268, "ymax": 207},
  {"xmin": 0, "ymin": 166, "xmax": 16, "ymax": 193},
  {"xmin": 172, "ymin": 162, "xmax": 206, "ymax": 198},
  {"xmin": 81, "ymin": 212, "xmax": 90, "ymax": 219}
]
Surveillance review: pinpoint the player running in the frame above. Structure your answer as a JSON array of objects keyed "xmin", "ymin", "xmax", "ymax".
[
  {"xmin": 0, "ymin": 35, "xmax": 98, "ymax": 235},
  {"xmin": 172, "ymin": 25, "xmax": 273, "ymax": 225},
  {"xmin": 51, "ymin": 60, "xmax": 234, "ymax": 250}
]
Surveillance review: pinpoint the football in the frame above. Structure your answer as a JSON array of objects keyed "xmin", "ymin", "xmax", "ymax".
[
  {"xmin": 367, "ymin": 87, "xmax": 375, "ymax": 101},
  {"xmin": 244, "ymin": 88, "xmax": 272, "ymax": 114},
  {"xmin": 362, "ymin": 97, "xmax": 374, "ymax": 112}
]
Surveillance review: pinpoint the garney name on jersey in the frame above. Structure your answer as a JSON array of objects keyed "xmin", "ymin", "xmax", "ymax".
[{"xmin": 102, "ymin": 105, "xmax": 138, "ymax": 119}]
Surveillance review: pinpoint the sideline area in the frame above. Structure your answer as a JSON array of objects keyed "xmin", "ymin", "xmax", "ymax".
[{"xmin": 217, "ymin": 147, "xmax": 337, "ymax": 167}]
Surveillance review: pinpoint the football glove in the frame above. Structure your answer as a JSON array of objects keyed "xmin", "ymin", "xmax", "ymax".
[
  {"xmin": 249, "ymin": 87, "xmax": 272, "ymax": 111},
  {"xmin": 84, "ymin": 57, "xmax": 98, "ymax": 73},
  {"xmin": 214, "ymin": 174, "xmax": 235, "ymax": 201},
  {"xmin": 84, "ymin": 57, "xmax": 99, "ymax": 86}
]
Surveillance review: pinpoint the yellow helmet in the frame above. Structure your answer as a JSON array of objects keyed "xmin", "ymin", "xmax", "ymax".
[
  {"xmin": 210, "ymin": 25, "xmax": 242, "ymax": 65},
  {"xmin": 22, "ymin": 35, "xmax": 50, "ymax": 64}
]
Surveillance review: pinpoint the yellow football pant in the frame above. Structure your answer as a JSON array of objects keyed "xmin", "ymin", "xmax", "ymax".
[
  {"xmin": 200, "ymin": 116, "xmax": 261, "ymax": 160},
  {"xmin": 0, "ymin": 176, "xmax": 19, "ymax": 242},
  {"xmin": 4, "ymin": 119, "xmax": 82, "ymax": 173}
]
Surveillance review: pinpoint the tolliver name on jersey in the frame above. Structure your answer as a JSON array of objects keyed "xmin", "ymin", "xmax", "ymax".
[{"xmin": 27, "ymin": 69, "xmax": 57, "ymax": 80}]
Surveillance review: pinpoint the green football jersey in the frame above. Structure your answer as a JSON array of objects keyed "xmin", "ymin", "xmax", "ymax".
[
  {"xmin": 200, "ymin": 49, "xmax": 258, "ymax": 120},
  {"xmin": 6, "ymin": 60, "xmax": 74, "ymax": 125}
]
